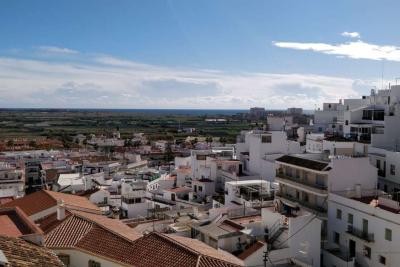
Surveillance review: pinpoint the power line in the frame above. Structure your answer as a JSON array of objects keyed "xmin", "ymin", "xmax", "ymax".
[{"xmin": 273, "ymin": 214, "xmax": 317, "ymax": 248}]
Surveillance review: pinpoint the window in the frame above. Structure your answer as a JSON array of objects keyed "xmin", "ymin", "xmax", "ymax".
[
  {"xmin": 385, "ymin": 228, "xmax": 392, "ymax": 241},
  {"xmin": 261, "ymin": 135, "xmax": 271, "ymax": 143},
  {"xmin": 347, "ymin": 213, "xmax": 353, "ymax": 225},
  {"xmin": 376, "ymin": 159, "xmax": 381, "ymax": 170},
  {"xmin": 334, "ymin": 232, "xmax": 340, "ymax": 244},
  {"xmin": 345, "ymin": 120, "xmax": 349, "ymax": 125},
  {"xmin": 316, "ymin": 175, "xmax": 325, "ymax": 187},
  {"xmin": 390, "ymin": 164, "xmax": 396, "ymax": 175},
  {"xmin": 58, "ymin": 254, "xmax": 70, "ymax": 266},
  {"xmin": 363, "ymin": 246, "xmax": 371, "ymax": 259},
  {"xmin": 88, "ymin": 260, "xmax": 101, "ymax": 267},
  {"xmin": 379, "ymin": 255, "xmax": 386, "ymax": 265},
  {"xmin": 362, "ymin": 219, "xmax": 369, "ymax": 235},
  {"xmin": 336, "ymin": 209, "xmax": 342, "ymax": 220},
  {"xmin": 198, "ymin": 186, "xmax": 203, "ymax": 192}
]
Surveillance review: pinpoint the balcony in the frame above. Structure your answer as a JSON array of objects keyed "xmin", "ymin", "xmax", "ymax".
[
  {"xmin": 378, "ymin": 169, "xmax": 386, "ymax": 177},
  {"xmin": 346, "ymin": 225, "xmax": 374, "ymax": 242},
  {"xmin": 276, "ymin": 171, "xmax": 327, "ymax": 195},
  {"xmin": 275, "ymin": 192, "xmax": 327, "ymax": 213},
  {"xmin": 323, "ymin": 247, "xmax": 355, "ymax": 266}
]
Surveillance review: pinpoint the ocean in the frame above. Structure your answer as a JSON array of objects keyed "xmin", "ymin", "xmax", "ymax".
[{"xmin": 0, "ymin": 108, "xmax": 314, "ymax": 116}]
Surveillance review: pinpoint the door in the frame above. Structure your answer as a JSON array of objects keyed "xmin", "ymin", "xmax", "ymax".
[
  {"xmin": 349, "ymin": 239, "xmax": 356, "ymax": 258},
  {"xmin": 362, "ymin": 219, "xmax": 368, "ymax": 237}
]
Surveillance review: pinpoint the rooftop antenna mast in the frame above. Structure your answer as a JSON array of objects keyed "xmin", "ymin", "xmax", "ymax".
[{"xmin": 381, "ymin": 60, "xmax": 385, "ymax": 90}]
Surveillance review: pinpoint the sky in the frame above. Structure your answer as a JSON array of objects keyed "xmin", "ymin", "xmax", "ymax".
[{"xmin": 1, "ymin": 0, "xmax": 400, "ymax": 109}]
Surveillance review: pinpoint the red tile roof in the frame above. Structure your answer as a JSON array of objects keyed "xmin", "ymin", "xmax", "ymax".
[
  {"xmin": 43, "ymin": 209, "xmax": 142, "ymax": 265},
  {"xmin": 237, "ymin": 241, "xmax": 265, "ymax": 260},
  {"xmin": 0, "ymin": 207, "xmax": 43, "ymax": 238},
  {"xmin": 1, "ymin": 190, "xmax": 100, "ymax": 216},
  {"xmin": 35, "ymin": 210, "xmax": 72, "ymax": 233},
  {"xmin": 129, "ymin": 233, "xmax": 243, "ymax": 267},
  {"xmin": 0, "ymin": 235, "xmax": 64, "ymax": 267},
  {"xmin": 0, "ymin": 196, "xmax": 14, "ymax": 205},
  {"xmin": 45, "ymin": 215, "xmax": 94, "ymax": 248}
]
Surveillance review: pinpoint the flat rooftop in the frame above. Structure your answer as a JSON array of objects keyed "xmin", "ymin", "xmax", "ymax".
[
  {"xmin": 276, "ymin": 155, "xmax": 329, "ymax": 171},
  {"xmin": 226, "ymin": 180, "xmax": 268, "ymax": 186}
]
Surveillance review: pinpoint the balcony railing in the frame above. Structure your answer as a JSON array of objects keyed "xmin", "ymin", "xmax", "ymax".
[
  {"xmin": 378, "ymin": 169, "xmax": 386, "ymax": 177},
  {"xmin": 324, "ymin": 247, "xmax": 354, "ymax": 262},
  {"xmin": 275, "ymin": 192, "xmax": 327, "ymax": 213},
  {"xmin": 276, "ymin": 171, "xmax": 327, "ymax": 191},
  {"xmin": 346, "ymin": 225, "xmax": 374, "ymax": 242}
]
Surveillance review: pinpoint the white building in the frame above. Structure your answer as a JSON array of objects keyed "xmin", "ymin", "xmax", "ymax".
[
  {"xmin": 314, "ymin": 102, "xmax": 345, "ymax": 134},
  {"xmin": 275, "ymin": 154, "xmax": 377, "ymax": 239},
  {"xmin": 324, "ymin": 186, "xmax": 400, "ymax": 267},
  {"xmin": 225, "ymin": 180, "xmax": 274, "ymax": 209},
  {"xmin": 0, "ymin": 163, "xmax": 25, "ymax": 198},
  {"xmin": 259, "ymin": 206, "xmax": 322, "ymax": 267},
  {"xmin": 236, "ymin": 130, "xmax": 302, "ymax": 181}
]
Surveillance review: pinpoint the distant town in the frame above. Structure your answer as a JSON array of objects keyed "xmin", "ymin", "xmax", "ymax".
[{"xmin": 1, "ymin": 85, "xmax": 400, "ymax": 266}]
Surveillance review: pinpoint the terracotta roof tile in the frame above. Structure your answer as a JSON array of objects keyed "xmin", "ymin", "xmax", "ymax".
[
  {"xmin": 237, "ymin": 241, "xmax": 265, "ymax": 260},
  {"xmin": 1, "ymin": 190, "xmax": 56, "ymax": 216},
  {"xmin": 0, "ymin": 235, "xmax": 64, "ymax": 267},
  {"xmin": 35, "ymin": 210, "xmax": 72, "ymax": 233},
  {"xmin": 1, "ymin": 190, "xmax": 100, "ymax": 216},
  {"xmin": 44, "ymin": 210, "xmax": 141, "ymax": 265},
  {"xmin": 71, "ymin": 210, "xmax": 141, "ymax": 241},
  {"xmin": 167, "ymin": 234, "xmax": 243, "ymax": 266},
  {"xmin": 76, "ymin": 226, "xmax": 137, "ymax": 265},
  {"xmin": 45, "ymin": 215, "xmax": 93, "ymax": 248},
  {"xmin": 0, "ymin": 207, "xmax": 43, "ymax": 237}
]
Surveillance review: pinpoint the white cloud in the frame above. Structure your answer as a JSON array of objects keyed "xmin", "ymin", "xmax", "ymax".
[
  {"xmin": 341, "ymin": 31, "xmax": 361, "ymax": 38},
  {"xmin": 38, "ymin": 46, "xmax": 79, "ymax": 55},
  {"xmin": 274, "ymin": 40, "xmax": 400, "ymax": 61},
  {"xmin": 0, "ymin": 51, "xmax": 375, "ymax": 109}
]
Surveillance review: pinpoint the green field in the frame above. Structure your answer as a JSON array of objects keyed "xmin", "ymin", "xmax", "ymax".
[{"xmin": 0, "ymin": 110, "xmax": 256, "ymax": 143}]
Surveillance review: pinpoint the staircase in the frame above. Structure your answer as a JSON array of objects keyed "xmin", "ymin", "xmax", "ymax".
[{"xmin": 266, "ymin": 219, "xmax": 287, "ymax": 249}]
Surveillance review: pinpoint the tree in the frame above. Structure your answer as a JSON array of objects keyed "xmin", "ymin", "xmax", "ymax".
[
  {"xmin": 6, "ymin": 140, "xmax": 14, "ymax": 150},
  {"xmin": 190, "ymin": 138, "xmax": 198, "ymax": 146},
  {"xmin": 29, "ymin": 140, "xmax": 37, "ymax": 148},
  {"xmin": 205, "ymin": 136, "xmax": 213, "ymax": 144},
  {"xmin": 164, "ymin": 142, "xmax": 174, "ymax": 163}
]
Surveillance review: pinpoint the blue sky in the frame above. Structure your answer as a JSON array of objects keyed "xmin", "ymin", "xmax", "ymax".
[{"xmin": 1, "ymin": 0, "xmax": 400, "ymax": 109}]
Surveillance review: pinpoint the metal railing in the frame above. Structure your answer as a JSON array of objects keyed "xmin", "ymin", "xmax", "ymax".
[
  {"xmin": 346, "ymin": 225, "xmax": 374, "ymax": 242},
  {"xmin": 324, "ymin": 246, "xmax": 354, "ymax": 262},
  {"xmin": 276, "ymin": 171, "xmax": 327, "ymax": 190},
  {"xmin": 276, "ymin": 192, "xmax": 327, "ymax": 213}
]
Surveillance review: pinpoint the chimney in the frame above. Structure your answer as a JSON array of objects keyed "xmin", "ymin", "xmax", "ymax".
[
  {"xmin": 355, "ymin": 184, "xmax": 362, "ymax": 199},
  {"xmin": 57, "ymin": 199, "xmax": 65, "ymax": 221}
]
